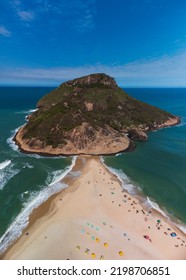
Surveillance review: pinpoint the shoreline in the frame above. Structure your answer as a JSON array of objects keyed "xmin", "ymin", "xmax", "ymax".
[{"xmin": 1, "ymin": 156, "xmax": 186, "ymax": 260}]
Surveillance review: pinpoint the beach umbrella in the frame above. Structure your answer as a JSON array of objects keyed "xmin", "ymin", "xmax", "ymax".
[
  {"xmin": 157, "ymin": 220, "xmax": 161, "ymax": 223},
  {"xmin": 144, "ymin": 235, "xmax": 150, "ymax": 240},
  {"xmin": 100, "ymin": 255, "xmax": 104, "ymax": 260},
  {"xmin": 171, "ymin": 232, "xmax": 177, "ymax": 237},
  {"xmin": 85, "ymin": 248, "xmax": 90, "ymax": 254},
  {"xmin": 119, "ymin": 251, "xmax": 124, "ymax": 256},
  {"xmin": 91, "ymin": 253, "xmax": 96, "ymax": 258},
  {"xmin": 76, "ymin": 246, "xmax": 80, "ymax": 250},
  {"xmin": 104, "ymin": 242, "xmax": 108, "ymax": 247},
  {"xmin": 96, "ymin": 238, "xmax": 100, "ymax": 243}
]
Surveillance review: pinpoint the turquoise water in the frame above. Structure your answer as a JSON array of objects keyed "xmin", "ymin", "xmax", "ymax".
[
  {"xmin": 0, "ymin": 87, "xmax": 186, "ymax": 253},
  {"xmin": 104, "ymin": 88, "xmax": 186, "ymax": 227},
  {"xmin": 0, "ymin": 87, "xmax": 73, "ymax": 253}
]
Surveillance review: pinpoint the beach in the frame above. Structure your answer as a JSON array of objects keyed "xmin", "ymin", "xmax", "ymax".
[{"xmin": 2, "ymin": 156, "xmax": 186, "ymax": 260}]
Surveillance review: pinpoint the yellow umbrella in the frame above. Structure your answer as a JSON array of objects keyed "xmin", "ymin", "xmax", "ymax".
[
  {"xmin": 96, "ymin": 238, "xmax": 100, "ymax": 242},
  {"xmin": 91, "ymin": 253, "xmax": 96, "ymax": 258},
  {"xmin": 119, "ymin": 251, "xmax": 124, "ymax": 256},
  {"xmin": 104, "ymin": 242, "xmax": 108, "ymax": 247}
]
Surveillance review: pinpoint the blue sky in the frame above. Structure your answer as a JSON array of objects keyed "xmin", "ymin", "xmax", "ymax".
[{"xmin": 1, "ymin": 0, "xmax": 186, "ymax": 86}]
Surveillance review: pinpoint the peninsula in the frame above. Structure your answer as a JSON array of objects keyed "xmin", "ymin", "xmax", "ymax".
[
  {"xmin": 14, "ymin": 73, "xmax": 180, "ymax": 155},
  {"xmin": 2, "ymin": 74, "xmax": 185, "ymax": 260}
]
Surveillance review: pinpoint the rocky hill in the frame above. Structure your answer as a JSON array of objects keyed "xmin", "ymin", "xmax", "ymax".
[{"xmin": 14, "ymin": 73, "xmax": 180, "ymax": 155}]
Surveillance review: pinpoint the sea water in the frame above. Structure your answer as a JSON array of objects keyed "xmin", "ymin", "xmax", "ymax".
[
  {"xmin": 0, "ymin": 87, "xmax": 74, "ymax": 253},
  {"xmin": 0, "ymin": 87, "xmax": 185, "ymax": 253},
  {"xmin": 103, "ymin": 88, "xmax": 186, "ymax": 231}
]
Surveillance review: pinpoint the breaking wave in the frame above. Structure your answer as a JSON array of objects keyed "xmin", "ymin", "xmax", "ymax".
[
  {"xmin": 101, "ymin": 157, "xmax": 140, "ymax": 195},
  {"xmin": 15, "ymin": 108, "xmax": 38, "ymax": 115},
  {"xmin": 7, "ymin": 126, "xmax": 22, "ymax": 152},
  {"xmin": 0, "ymin": 156, "xmax": 77, "ymax": 255},
  {"xmin": 0, "ymin": 161, "xmax": 20, "ymax": 190},
  {"xmin": 0, "ymin": 160, "xmax": 11, "ymax": 170}
]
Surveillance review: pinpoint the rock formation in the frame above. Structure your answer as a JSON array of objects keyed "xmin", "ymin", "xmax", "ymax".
[{"xmin": 14, "ymin": 73, "xmax": 180, "ymax": 156}]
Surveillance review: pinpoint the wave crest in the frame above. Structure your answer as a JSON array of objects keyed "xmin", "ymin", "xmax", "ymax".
[{"xmin": 0, "ymin": 156, "xmax": 77, "ymax": 255}]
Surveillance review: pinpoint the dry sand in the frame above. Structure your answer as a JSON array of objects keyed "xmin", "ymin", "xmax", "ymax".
[{"xmin": 2, "ymin": 156, "xmax": 186, "ymax": 260}]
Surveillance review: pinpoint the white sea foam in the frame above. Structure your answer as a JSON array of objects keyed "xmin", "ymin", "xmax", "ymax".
[
  {"xmin": 101, "ymin": 157, "xmax": 186, "ymax": 235},
  {"xmin": 146, "ymin": 197, "xmax": 186, "ymax": 235},
  {"xmin": 177, "ymin": 117, "xmax": 186, "ymax": 128},
  {"xmin": 115, "ymin": 153, "xmax": 122, "ymax": 157},
  {"xmin": 0, "ymin": 162, "xmax": 20, "ymax": 190},
  {"xmin": 100, "ymin": 157, "xmax": 139, "ymax": 195},
  {"xmin": 26, "ymin": 153, "xmax": 66, "ymax": 159},
  {"xmin": 0, "ymin": 160, "xmax": 11, "ymax": 170},
  {"xmin": 7, "ymin": 126, "xmax": 23, "ymax": 152},
  {"xmin": 0, "ymin": 156, "xmax": 77, "ymax": 254},
  {"xmin": 145, "ymin": 197, "xmax": 169, "ymax": 218},
  {"xmin": 15, "ymin": 108, "xmax": 38, "ymax": 115},
  {"xmin": 23, "ymin": 163, "xmax": 34, "ymax": 169},
  {"xmin": 176, "ymin": 224, "xmax": 186, "ymax": 234}
]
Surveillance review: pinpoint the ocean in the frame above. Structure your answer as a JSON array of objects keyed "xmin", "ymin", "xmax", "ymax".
[{"xmin": 0, "ymin": 86, "xmax": 186, "ymax": 253}]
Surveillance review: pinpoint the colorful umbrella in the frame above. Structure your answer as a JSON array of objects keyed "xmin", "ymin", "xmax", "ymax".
[
  {"xmin": 91, "ymin": 253, "xmax": 96, "ymax": 258},
  {"xmin": 144, "ymin": 235, "xmax": 150, "ymax": 240}
]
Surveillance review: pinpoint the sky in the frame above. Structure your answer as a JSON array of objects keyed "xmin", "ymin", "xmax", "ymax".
[{"xmin": 1, "ymin": 0, "xmax": 186, "ymax": 87}]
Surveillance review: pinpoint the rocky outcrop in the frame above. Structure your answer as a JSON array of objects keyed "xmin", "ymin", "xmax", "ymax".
[
  {"xmin": 14, "ymin": 73, "xmax": 181, "ymax": 156},
  {"xmin": 14, "ymin": 123, "xmax": 132, "ymax": 156},
  {"xmin": 127, "ymin": 128, "xmax": 148, "ymax": 141},
  {"xmin": 64, "ymin": 73, "xmax": 117, "ymax": 88}
]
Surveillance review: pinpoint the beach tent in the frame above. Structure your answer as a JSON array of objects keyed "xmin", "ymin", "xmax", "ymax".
[{"xmin": 119, "ymin": 251, "xmax": 124, "ymax": 256}]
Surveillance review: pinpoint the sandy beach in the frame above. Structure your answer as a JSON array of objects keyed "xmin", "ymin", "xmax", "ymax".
[{"xmin": 2, "ymin": 156, "xmax": 186, "ymax": 260}]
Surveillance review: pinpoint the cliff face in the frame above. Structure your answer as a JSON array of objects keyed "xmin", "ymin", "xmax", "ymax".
[{"xmin": 14, "ymin": 73, "xmax": 180, "ymax": 156}]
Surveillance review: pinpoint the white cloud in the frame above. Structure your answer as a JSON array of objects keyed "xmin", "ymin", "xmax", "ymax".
[
  {"xmin": 0, "ymin": 26, "xmax": 11, "ymax": 37},
  {"xmin": 1, "ymin": 51, "xmax": 186, "ymax": 86},
  {"xmin": 36, "ymin": 0, "xmax": 96, "ymax": 33},
  {"xmin": 17, "ymin": 10, "xmax": 35, "ymax": 21},
  {"xmin": 10, "ymin": 0, "xmax": 96, "ymax": 32},
  {"xmin": 11, "ymin": 1, "xmax": 35, "ymax": 22}
]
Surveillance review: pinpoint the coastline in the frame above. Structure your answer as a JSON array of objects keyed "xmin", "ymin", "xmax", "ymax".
[
  {"xmin": 14, "ymin": 126, "xmax": 132, "ymax": 156},
  {"xmin": 13, "ymin": 116, "xmax": 180, "ymax": 157},
  {"xmin": 1, "ymin": 156, "xmax": 186, "ymax": 260}
]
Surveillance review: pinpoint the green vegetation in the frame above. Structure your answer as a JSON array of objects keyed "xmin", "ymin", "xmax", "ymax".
[{"xmin": 23, "ymin": 73, "xmax": 173, "ymax": 148}]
